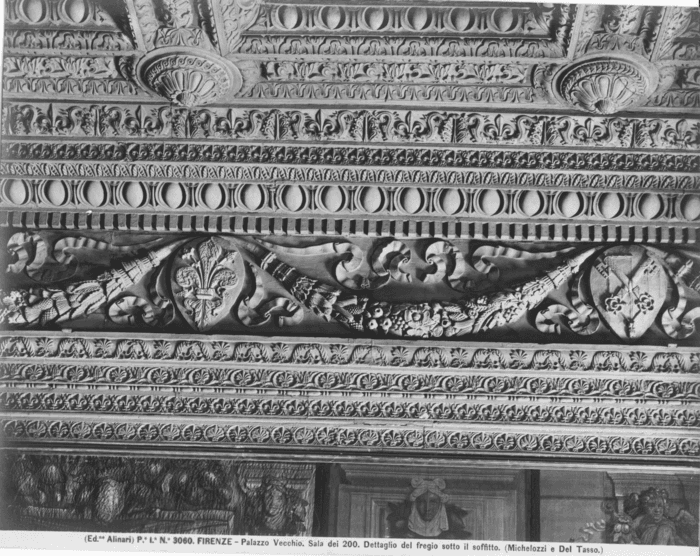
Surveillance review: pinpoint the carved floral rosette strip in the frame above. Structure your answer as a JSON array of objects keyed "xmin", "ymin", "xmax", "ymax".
[
  {"xmin": 3, "ymin": 361, "xmax": 698, "ymax": 396},
  {"xmin": 4, "ymin": 141, "xmax": 698, "ymax": 173},
  {"xmin": 0, "ymin": 333, "xmax": 698, "ymax": 460},
  {"xmin": 2, "ymin": 418, "xmax": 697, "ymax": 460},
  {"xmin": 2, "ymin": 392, "xmax": 698, "ymax": 428}
]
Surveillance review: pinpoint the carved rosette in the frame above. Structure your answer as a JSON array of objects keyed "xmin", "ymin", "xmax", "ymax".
[
  {"xmin": 137, "ymin": 47, "xmax": 241, "ymax": 107},
  {"xmin": 557, "ymin": 57, "xmax": 654, "ymax": 115}
]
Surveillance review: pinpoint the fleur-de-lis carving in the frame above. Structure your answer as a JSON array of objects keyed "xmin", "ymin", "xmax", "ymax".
[{"xmin": 175, "ymin": 239, "xmax": 239, "ymax": 330}]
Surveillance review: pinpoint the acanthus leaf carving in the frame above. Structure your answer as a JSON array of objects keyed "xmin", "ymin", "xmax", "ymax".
[
  {"xmin": 220, "ymin": 0, "xmax": 263, "ymax": 54},
  {"xmin": 470, "ymin": 245, "xmax": 577, "ymax": 285},
  {"xmin": 3, "ymin": 56, "xmax": 118, "ymax": 80},
  {"xmin": 4, "ymin": 28, "xmax": 134, "ymax": 50},
  {"xmin": 655, "ymin": 7, "xmax": 699, "ymax": 61},
  {"xmin": 131, "ymin": 0, "xmax": 159, "ymax": 49},
  {"xmin": 161, "ymin": 0, "xmax": 195, "ymax": 28},
  {"xmin": 5, "ymin": 103, "xmax": 700, "ymax": 151},
  {"xmin": 572, "ymin": 5, "xmax": 604, "ymax": 57},
  {"xmin": 583, "ymin": 6, "xmax": 660, "ymax": 57},
  {"xmin": 255, "ymin": 240, "xmax": 401, "ymax": 291},
  {"xmin": 370, "ymin": 239, "xmax": 412, "ymax": 286},
  {"xmin": 4, "ymin": 390, "xmax": 698, "ymax": 429},
  {"xmin": 238, "ymin": 34, "xmax": 563, "ymax": 59},
  {"xmin": 262, "ymin": 61, "xmax": 531, "ymax": 86},
  {"xmin": 2, "ymin": 332, "xmax": 699, "ymax": 381},
  {"xmin": 153, "ymin": 26, "xmax": 212, "ymax": 49}
]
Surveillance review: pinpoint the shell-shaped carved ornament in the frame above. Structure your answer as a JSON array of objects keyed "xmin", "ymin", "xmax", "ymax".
[
  {"xmin": 136, "ymin": 47, "xmax": 241, "ymax": 107},
  {"xmin": 556, "ymin": 56, "xmax": 656, "ymax": 115}
]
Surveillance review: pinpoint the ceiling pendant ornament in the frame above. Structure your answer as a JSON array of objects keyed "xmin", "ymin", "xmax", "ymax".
[
  {"xmin": 557, "ymin": 57, "xmax": 655, "ymax": 115},
  {"xmin": 136, "ymin": 47, "xmax": 240, "ymax": 107}
]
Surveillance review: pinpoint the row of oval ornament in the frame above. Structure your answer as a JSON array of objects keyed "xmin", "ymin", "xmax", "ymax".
[
  {"xmin": 273, "ymin": 5, "xmax": 526, "ymax": 33},
  {"xmin": 3, "ymin": 180, "xmax": 700, "ymax": 221},
  {"xmin": 11, "ymin": 0, "xmax": 95, "ymax": 24}
]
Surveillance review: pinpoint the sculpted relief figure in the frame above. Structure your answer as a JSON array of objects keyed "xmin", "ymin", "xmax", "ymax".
[
  {"xmin": 386, "ymin": 478, "xmax": 470, "ymax": 539},
  {"xmin": 235, "ymin": 474, "xmax": 308, "ymax": 536},
  {"xmin": 610, "ymin": 487, "xmax": 698, "ymax": 546}
]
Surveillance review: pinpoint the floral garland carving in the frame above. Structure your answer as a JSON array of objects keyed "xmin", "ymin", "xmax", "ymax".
[
  {"xmin": 3, "ymin": 142, "xmax": 698, "ymax": 173},
  {"xmin": 2, "ymin": 419, "xmax": 697, "ymax": 458},
  {"xmin": 2, "ymin": 392, "xmax": 697, "ymax": 427}
]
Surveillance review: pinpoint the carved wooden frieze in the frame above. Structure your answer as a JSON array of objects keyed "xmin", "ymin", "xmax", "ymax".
[
  {"xmin": 1, "ymin": 232, "xmax": 699, "ymax": 345},
  {"xmin": 0, "ymin": 453, "xmax": 315, "ymax": 535},
  {"xmin": 1, "ymin": 0, "xmax": 699, "ymax": 471}
]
